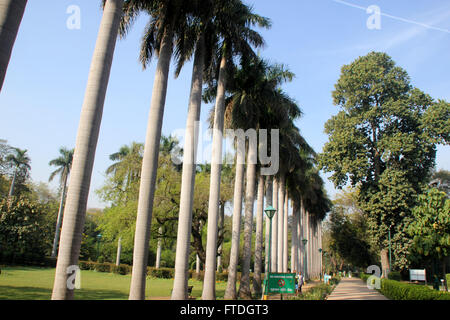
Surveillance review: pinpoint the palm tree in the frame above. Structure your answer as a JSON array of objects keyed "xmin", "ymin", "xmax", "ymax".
[
  {"xmin": 49, "ymin": 147, "xmax": 74, "ymax": 258},
  {"xmin": 51, "ymin": 0, "xmax": 124, "ymax": 300},
  {"xmin": 201, "ymin": 1, "xmax": 270, "ymax": 300},
  {"xmin": 0, "ymin": 0, "xmax": 27, "ymax": 92},
  {"xmin": 6, "ymin": 147, "xmax": 30, "ymax": 197}
]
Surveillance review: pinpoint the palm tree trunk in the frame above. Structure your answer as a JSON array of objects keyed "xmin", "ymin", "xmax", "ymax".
[
  {"xmin": 8, "ymin": 168, "xmax": 16, "ymax": 197},
  {"xmin": 201, "ymin": 54, "xmax": 227, "ymax": 301},
  {"xmin": 129, "ymin": 26, "xmax": 174, "ymax": 301},
  {"xmin": 155, "ymin": 227, "xmax": 162, "ymax": 269},
  {"xmin": 196, "ymin": 254, "xmax": 201, "ymax": 274},
  {"xmin": 223, "ymin": 141, "xmax": 245, "ymax": 300},
  {"xmin": 271, "ymin": 177, "xmax": 278, "ymax": 272},
  {"xmin": 172, "ymin": 35, "xmax": 205, "ymax": 300},
  {"xmin": 51, "ymin": 0, "xmax": 123, "ymax": 300},
  {"xmin": 51, "ymin": 173, "xmax": 68, "ymax": 257},
  {"xmin": 283, "ymin": 191, "xmax": 288, "ymax": 272},
  {"xmin": 264, "ymin": 176, "xmax": 273, "ymax": 273},
  {"xmin": 116, "ymin": 237, "xmax": 122, "ymax": 266},
  {"xmin": 0, "ymin": 0, "xmax": 27, "ymax": 92},
  {"xmin": 239, "ymin": 140, "xmax": 257, "ymax": 299},
  {"xmin": 252, "ymin": 173, "xmax": 265, "ymax": 295},
  {"xmin": 291, "ymin": 202, "xmax": 298, "ymax": 273},
  {"xmin": 277, "ymin": 174, "xmax": 285, "ymax": 272}
]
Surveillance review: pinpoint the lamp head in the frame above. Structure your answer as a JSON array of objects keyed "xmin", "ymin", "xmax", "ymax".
[{"xmin": 264, "ymin": 206, "xmax": 277, "ymax": 219}]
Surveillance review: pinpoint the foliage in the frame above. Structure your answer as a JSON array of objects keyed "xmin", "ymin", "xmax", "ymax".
[
  {"xmin": 319, "ymin": 52, "xmax": 450, "ymax": 271},
  {"xmin": 325, "ymin": 189, "xmax": 377, "ymax": 269},
  {"xmin": 408, "ymin": 188, "xmax": 450, "ymax": 260},
  {"xmin": 388, "ymin": 271, "xmax": 402, "ymax": 281},
  {"xmin": 0, "ymin": 197, "xmax": 52, "ymax": 264},
  {"xmin": 380, "ymin": 279, "xmax": 450, "ymax": 300}
]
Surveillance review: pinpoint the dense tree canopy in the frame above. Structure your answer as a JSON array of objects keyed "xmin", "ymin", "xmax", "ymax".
[{"xmin": 319, "ymin": 52, "xmax": 450, "ymax": 271}]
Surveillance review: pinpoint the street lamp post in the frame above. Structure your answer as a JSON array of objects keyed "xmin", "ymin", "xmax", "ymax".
[
  {"xmin": 318, "ymin": 248, "xmax": 323, "ymax": 280},
  {"xmin": 96, "ymin": 234, "xmax": 102, "ymax": 261},
  {"xmin": 302, "ymin": 238, "xmax": 308, "ymax": 279},
  {"xmin": 388, "ymin": 226, "xmax": 392, "ymax": 274},
  {"xmin": 263, "ymin": 206, "xmax": 276, "ymax": 300}
]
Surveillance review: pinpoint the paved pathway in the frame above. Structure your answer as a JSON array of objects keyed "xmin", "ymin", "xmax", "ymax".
[{"xmin": 326, "ymin": 277, "xmax": 388, "ymax": 300}]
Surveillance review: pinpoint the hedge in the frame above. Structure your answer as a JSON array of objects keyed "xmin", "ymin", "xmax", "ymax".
[
  {"xmin": 387, "ymin": 271, "xmax": 402, "ymax": 281},
  {"xmin": 77, "ymin": 260, "xmax": 250, "ymax": 281},
  {"xmin": 381, "ymin": 279, "xmax": 450, "ymax": 300}
]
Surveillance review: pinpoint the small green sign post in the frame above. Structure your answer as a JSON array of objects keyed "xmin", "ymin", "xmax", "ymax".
[{"xmin": 267, "ymin": 273, "xmax": 296, "ymax": 295}]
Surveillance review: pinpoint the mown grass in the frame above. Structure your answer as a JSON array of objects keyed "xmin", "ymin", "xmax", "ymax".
[{"xmin": 0, "ymin": 266, "xmax": 227, "ymax": 300}]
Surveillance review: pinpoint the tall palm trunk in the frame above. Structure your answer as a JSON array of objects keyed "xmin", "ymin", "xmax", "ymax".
[
  {"xmin": 51, "ymin": 173, "xmax": 69, "ymax": 257},
  {"xmin": 253, "ymin": 173, "xmax": 264, "ymax": 295},
  {"xmin": 155, "ymin": 227, "xmax": 162, "ymax": 269},
  {"xmin": 291, "ymin": 202, "xmax": 298, "ymax": 272},
  {"xmin": 202, "ymin": 54, "xmax": 227, "ymax": 300},
  {"xmin": 172, "ymin": 35, "xmax": 205, "ymax": 300},
  {"xmin": 116, "ymin": 237, "xmax": 122, "ymax": 266},
  {"xmin": 223, "ymin": 138, "xmax": 245, "ymax": 300},
  {"xmin": 129, "ymin": 26, "xmax": 174, "ymax": 301},
  {"xmin": 277, "ymin": 174, "xmax": 285, "ymax": 272},
  {"xmin": 7, "ymin": 167, "xmax": 16, "ymax": 197},
  {"xmin": 0, "ymin": 0, "xmax": 27, "ymax": 92},
  {"xmin": 264, "ymin": 176, "xmax": 273, "ymax": 272},
  {"xmin": 283, "ymin": 191, "xmax": 288, "ymax": 272},
  {"xmin": 271, "ymin": 177, "xmax": 278, "ymax": 272},
  {"xmin": 51, "ymin": 0, "xmax": 123, "ymax": 300},
  {"xmin": 239, "ymin": 140, "xmax": 257, "ymax": 299}
]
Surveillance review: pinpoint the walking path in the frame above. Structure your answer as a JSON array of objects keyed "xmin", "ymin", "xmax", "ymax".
[{"xmin": 326, "ymin": 277, "xmax": 388, "ymax": 300}]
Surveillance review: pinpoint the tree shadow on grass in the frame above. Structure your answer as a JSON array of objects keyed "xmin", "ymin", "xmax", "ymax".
[{"xmin": 0, "ymin": 286, "xmax": 128, "ymax": 300}]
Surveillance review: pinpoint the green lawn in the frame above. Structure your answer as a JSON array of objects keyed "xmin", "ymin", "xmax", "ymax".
[{"xmin": 0, "ymin": 266, "xmax": 227, "ymax": 300}]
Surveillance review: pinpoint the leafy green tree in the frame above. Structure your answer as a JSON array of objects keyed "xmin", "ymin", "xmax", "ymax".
[
  {"xmin": 319, "ymin": 52, "xmax": 449, "ymax": 272},
  {"xmin": 407, "ymin": 188, "xmax": 450, "ymax": 291},
  {"xmin": 0, "ymin": 197, "xmax": 50, "ymax": 264}
]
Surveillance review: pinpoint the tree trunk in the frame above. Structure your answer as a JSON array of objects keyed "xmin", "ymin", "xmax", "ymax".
[
  {"xmin": 264, "ymin": 176, "xmax": 273, "ymax": 273},
  {"xmin": 271, "ymin": 177, "xmax": 278, "ymax": 272},
  {"xmin": 277, "ymin": 174, "xmax": 285, "ymax": 272},
  {"xmin": 201, "ymin": 54, "xmax": 227, "ymax": 301},
  {"xmin": 155, "ymin": 227, "xmax": 162, "ymax": 269},
  {"xmin": 283, "ymin": 191, "xmax": 288, "ymax": 272},
  {"xmin": 8, "ymin": 167, "xmax": 16, "ymax": 197},
  {"xmin": 224, "ymin": 137, "xmax": 245, "ymax": 300},
  {"xmin": 129, "ymin": 26, "xmax": 174, "ymax": 301},
  {"xmin": 380, "ymin": 249, "xmax": 390, "ymax": 278},
  {"xmin": 51, "ymin": 0, "xmax": 123, "ymax": 300},
  {"xmin": 116, "ymin": 237, "xmax": 122, "ymax": 266},
  {"xmin": 252, "ymin": 173, "xmax": 265, "ymax": 295},
  {"xmin": 51, "ymin": 173, "xmax": 68, "ymax": 257},
  {"xmin": 239, "ymin": 139, "xmax": 257, "ymax": 299},
  {"xmin": 291, "ymin": 202, "xmax": 298, "ymax": 273},
  {"xmin": 171, "ymin": 35, "xmax": 205, "ymax": 300},
  {"xmin": 0, "ymin": 0, "xmax": 27, "ymax": 92}
]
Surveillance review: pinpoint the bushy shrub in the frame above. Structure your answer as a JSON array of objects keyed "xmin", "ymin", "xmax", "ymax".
[
  {"xmin": 388, "ymin": 271, "xmax": 402, "ymax": 281},
  {"xmin": 78, "ymin": 261, "xmax": 97, "ymax": 271},
  {"xmin": 94, "ymin": 262, "xmax": 114, "ymax": 273},
  {"xmin": 381, "ymin": 279, "xmax": 450, "ymax": 300},
  {"xmin": 147, "ymin": 267, "xmax": 174, "ymax": 279},
  {"xmin": 112, "ymin": 264, "xmax": 131, "ymax": 275}
]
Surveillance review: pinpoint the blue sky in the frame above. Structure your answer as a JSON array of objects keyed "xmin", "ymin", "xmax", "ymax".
[{"xmin": 1, "ymin": 0, "xmax": 449, "ymax": 209}]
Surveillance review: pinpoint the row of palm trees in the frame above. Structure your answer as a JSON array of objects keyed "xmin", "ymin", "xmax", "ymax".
[{"xmin": 0, "ymin": 0, "xmax": 331, "ymax": 300}]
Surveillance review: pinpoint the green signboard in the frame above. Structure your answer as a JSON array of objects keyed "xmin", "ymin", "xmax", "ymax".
[{"xmin": 267, "ymin": 273, "xmax": 296, "ymax": 294}]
